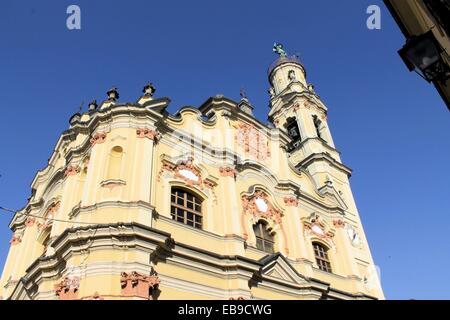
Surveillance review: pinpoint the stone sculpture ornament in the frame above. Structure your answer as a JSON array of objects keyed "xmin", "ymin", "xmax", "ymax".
[{"xmin": 273, "ymin": 42, "xmax": 287, "ymax": 57}]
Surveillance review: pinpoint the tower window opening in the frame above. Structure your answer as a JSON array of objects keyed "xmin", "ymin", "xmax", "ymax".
[
  {"xmin": 170, "ymin": 188, "xmax": 203, "ymax": 229},
  {"xmin": 253, "ymin": 220, "xmax": 275, "ymax": 253},
  {"xmin": 286, "ymin": 118, "xmax": 301, "ymax": 142}
]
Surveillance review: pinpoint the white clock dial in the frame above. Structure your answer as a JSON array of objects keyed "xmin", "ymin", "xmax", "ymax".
[{"xmin": 346, "ymin": 225, "xmax": 361, "ymax": 247}]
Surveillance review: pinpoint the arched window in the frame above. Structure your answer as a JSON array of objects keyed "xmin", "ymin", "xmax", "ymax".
[
  {"xmin": 107, "ymin": 146, "xmax": 123, "ymax": 179},
  {"xmin": 253, "ymin": 220, "xmax": 274, "ymax": 253},
  {"xmin": 313, "ymin": 242, "xmax": 332, "ymax": 273},
  {"xmin": 286, "ymin": 117, "xmax": 301, "ymax": 142},
  {"xmin": 170, "ymin": 188, "xmax": 203, "ymax": 229}
]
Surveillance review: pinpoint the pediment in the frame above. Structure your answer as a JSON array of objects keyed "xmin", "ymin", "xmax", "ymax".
[
  {"xmin": 318, "ymin": 184, "xmax": 348, "ymax": 211},
  {"xmin": 259, "ymin": 254, "xmax": 308, "ymax": 285}
]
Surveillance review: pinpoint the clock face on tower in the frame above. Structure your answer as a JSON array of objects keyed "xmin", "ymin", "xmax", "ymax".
[{"xmin": 346, "ymin": 225, "xmax": 361, "ymax": 247}]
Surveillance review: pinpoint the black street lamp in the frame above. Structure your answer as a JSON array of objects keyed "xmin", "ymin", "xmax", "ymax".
[{"xmin": 398, "ymin": 31, "xmax": 449, "ymax": 83}]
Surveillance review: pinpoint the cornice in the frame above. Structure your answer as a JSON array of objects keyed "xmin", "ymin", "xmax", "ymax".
[
  {"xmin": 8, "ymin": 221, "xmax": 377, "ymax": 300},
  {"xmin": 297, "ymin": 152, "xmax": 353, "ymax": 177}
]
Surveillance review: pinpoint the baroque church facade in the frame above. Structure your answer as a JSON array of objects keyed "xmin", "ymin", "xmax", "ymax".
[{"xmin": 0, "ymin": 45, "xmax": 384, "ymax": 300}]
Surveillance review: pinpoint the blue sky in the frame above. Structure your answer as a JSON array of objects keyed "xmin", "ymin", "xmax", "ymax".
[{"xmin": 0, "ymin": 0, "xmax": 449, "ymax": 300}]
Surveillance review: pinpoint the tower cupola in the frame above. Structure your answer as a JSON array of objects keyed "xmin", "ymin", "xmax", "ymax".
[{"xmin": 268, "ymin": 43, "xmax": 307, "ymax": 97}]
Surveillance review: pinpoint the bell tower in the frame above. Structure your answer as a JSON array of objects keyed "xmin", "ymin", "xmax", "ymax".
[{"xmin": 267, "ymin": 43, "xmax": 346, "ymax": 187}]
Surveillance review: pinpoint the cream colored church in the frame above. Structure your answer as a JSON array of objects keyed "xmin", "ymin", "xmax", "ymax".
[{"xmin": 0, "ymin": 45, "xmax": 384, "ymax": 300}]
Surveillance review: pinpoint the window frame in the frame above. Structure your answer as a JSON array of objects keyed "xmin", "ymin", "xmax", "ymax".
[
  {"xmin": 170, "ymin": 187, "xmax": 203, "ymax": 229},
  {"xmin": 253, "ymin": 220, "xmax": 275, "ymax": 254},
  {"xmin": 312, "ymin": 242, "xmax": 332, "ymax": 273}
]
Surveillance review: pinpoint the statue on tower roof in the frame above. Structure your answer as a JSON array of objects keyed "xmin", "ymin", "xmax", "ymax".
[{"xmin": 273, "ymin": 42, "xmax": 287, "ymax": 57}]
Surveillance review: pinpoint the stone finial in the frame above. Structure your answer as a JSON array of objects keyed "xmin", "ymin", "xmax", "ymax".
[
  {"xmin": 240, "ymin": 88, "xmax": 248, "ymax": 101},
  {"xmin": 88, "ymin": 99, "xmax": 98, "ymax": 111},
  {"xmin": 143, "ymin": 82, "xmax": 156, "ymax": 97},
  {"xmin": 69, "ymin": 113, "xmax": 81, "ymax": 126},
  {"xmin": 238, "ymin": 89, "xmax": 254, "ymax": 116},
  {"xmin": 107, "ymin": 87, "xmax": 119, "ymax": 101},
  {"xmin": 308, "ymin": 84, "xmax": 315, "ymax": 93}
]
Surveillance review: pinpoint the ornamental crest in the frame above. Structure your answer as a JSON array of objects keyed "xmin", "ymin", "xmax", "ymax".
[
  {"xmin": 242, "ymin": 190, "xmax": 283, "ymax": 225},
  {"xmin": 158, "ymin": 157, "xmax": 217, "ymax": 192},
  {"xmin": 158, "ymin": 158, "xmax": 202, "ymax": 186},
  {"xmin": 302, "ymin": 213, "xmax": 335, "ymax": 240}
]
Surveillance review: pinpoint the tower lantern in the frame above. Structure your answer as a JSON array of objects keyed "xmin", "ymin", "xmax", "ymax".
[{"xmin": 269, "ymin": 43, "xmax": 307, "ymax": 97}]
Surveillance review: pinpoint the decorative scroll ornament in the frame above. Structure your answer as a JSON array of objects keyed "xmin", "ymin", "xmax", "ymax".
[
  {"xmin": 55, "ymin": 277, "xmax": 80, "ymax": 300},
  {"xmin": 25, "ymin": 217, "xmax": 36, "ymax": 227},
  {"xmin": 219, "ymin": 167, "xmax": 237, "ymax": 178},
  {"xmin": 303, "ymin": 214, "xmax": 334, "ymax": 240},
  {"xmin": 158, "ymin": 158, "xmax": 202, "ymax": 186},
  {"xmin": 333, "ymin": 219, "xmax": 345, "ymax": 228},
  {"xmin": 64, "ymin": 165, "xmax": 81, "ymax": 177},
  {"xmin": 90, "ymin": 132, "xmax": 107, "ymax": 145},
  {"xmin": 283, "ymin": 197, "xmax": 298, "ymax": 207},
  {"xmin": 120, "ymin": 271, "xmax": 160, "ymax": 299},
  {"xmin": 229, "ymin": 296, "xmax": 246, "ymax": 300},
  {"xmin": 136, "ymin": 128, "xmax": 160, "ymax": 142},
  {"xmin": 10, "ymin": 235, "xmax": 22, "ymax": 246},
  {"xmin": 235, "ymin": 122, "xmax": 271, "ymax": 161},
  {"xmin": 242, "ymin": 190, "xmax": 283, "ymax": 225},
  {"xmin": 38, "ymin": 202, "xmax": 60, "ymax": 231}
]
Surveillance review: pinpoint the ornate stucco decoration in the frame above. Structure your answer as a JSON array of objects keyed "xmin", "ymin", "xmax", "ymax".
[
  {"xmin": 333, "ymin": 219, "xmax": 345, "ymax": 228},
  {"xmin": 64, "ymin": 165, "xmax": 81, "ymax": 178},
  {"xmin": 235, "ymin": 122, "xmax": 271, "ymax": 162},
  {"xmin": 25, "ymin": 217, "xmax": 36, "ymax": 227},
  {"xmin": 158, "ymin": 158, "xmax": 202, "ymax": 187},
  {"xmin": 283, "ymin": 196, "xmax": 299, "ymax": 207},
  {"xmin": 38, "ymin": 201, "xmax": 60, "ymax": 231},
  {"xmin": 242, "ymin": 190, "xmax": 283, "ymax": 225},
  {"xmin": 158, "ymin": 158, "xmax": 218, "ymax": 204},
  {"xmin": 120, "ymin": 271, "xmax": 160, "ymax": 299},
  {"xmin": 54, "ymin": 277, "xmax": 80, "ymax": 300},
  {"xmin": 9, "ymin": 235, "xmax": 22, "ymax": 246},
  {"xmin": 241, "ymin": 189, "xmax": 289, "ymax": 255},
  {"xmin": 302, "ymin": 214, "xmax": 335, "ymax": 241},
  {"xmin": 136, "ymin": 128, "xmax": 160, "ymax": 142},
  {"xmin": 219, "ymin": 167, "xmax": 237, "ymax": 178},
  {"xmin": 90, "ymin": 132, "xmax": 107, "ymax": 145}
]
